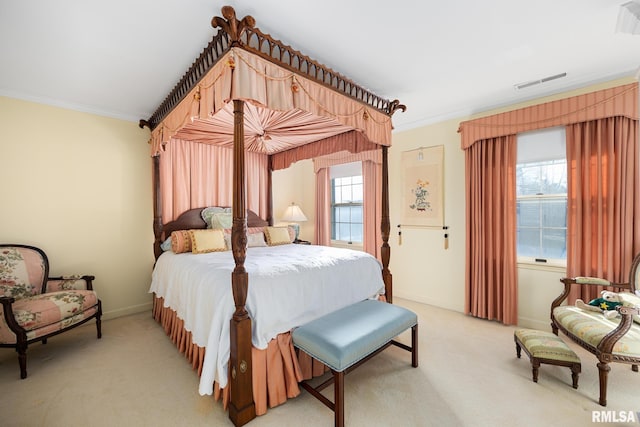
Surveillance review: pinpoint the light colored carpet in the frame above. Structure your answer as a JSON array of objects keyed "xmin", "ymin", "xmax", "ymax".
[{"xmin": 1, "ymin": 298, "xmax": 637, "ymax": 427}]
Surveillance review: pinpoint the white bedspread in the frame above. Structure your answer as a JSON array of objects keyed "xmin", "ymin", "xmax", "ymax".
[{"xmin": 149, "ymin": 244, "xmax": 384, "ymax": 394}]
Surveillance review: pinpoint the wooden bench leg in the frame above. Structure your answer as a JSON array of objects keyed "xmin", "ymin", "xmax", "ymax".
[
  {"xmin": 632, "ymin": 364, "xmax": 638, "ymax": 372},
  {"xmin": 531, "ymin": 359, "xmax": 540, "ymax": 383},
  {"xmin": 597, "ymin": 362, "xmax": 610, "ymax": 406},
  {"xmin": 515, "ymin": 341, "xmax": 522, "ymax": 358},
  {"xmin": 334, "ymin": 370, "xmax": 344, "ymax": 427},
  {"xmin": 571, "ymin": 364, "xmax": 580, "ymax": 389},
  {"xmin": 411, "ymin": 324, "xmax": 418, "ymax": 368}
]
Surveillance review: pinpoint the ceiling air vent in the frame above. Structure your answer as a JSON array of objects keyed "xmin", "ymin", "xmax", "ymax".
[{"xmin": 514, "ymin": 72, "xmax": 567, "ymax": 90}]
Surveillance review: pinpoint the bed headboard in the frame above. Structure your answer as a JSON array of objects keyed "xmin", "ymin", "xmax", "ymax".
[{"xmin": 161, "ymin": 207, "xmax": 269, "ymax": 240}]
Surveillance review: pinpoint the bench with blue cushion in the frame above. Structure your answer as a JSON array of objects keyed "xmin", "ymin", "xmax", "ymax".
[{"xmin": 292, "ymin": 299, "xmax": 418, "ymax": 427}]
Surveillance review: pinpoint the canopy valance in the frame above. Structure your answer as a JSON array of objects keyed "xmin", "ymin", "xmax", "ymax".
[
  {"xmin": 313, "ymin": 149, "xmax": 382, "ymax": 173},
  {"xmin": 458, "ymin": 82, "xmax": 638, "ymax": 149},
  {"xmin": 144, "ymin": 8, "xmax": 404, "ymax": 160}
]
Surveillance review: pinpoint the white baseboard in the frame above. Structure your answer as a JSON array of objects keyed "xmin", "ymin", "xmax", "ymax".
[
  {"xmin": 102, "ymin": 301, "xmax": 153, "ymax": 321},
  {"xmin": 517, "ymin": 316, "xmax": 552, "ymax": 332},
  {"xmin": 396, "ymin": 292, "xmax": 552, "ymax": 331},
  {"xmin": 393, "ymin": 291, "xmax": 464, "ymax": 313}
]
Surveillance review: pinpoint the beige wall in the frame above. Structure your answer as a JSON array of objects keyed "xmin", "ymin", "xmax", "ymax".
[
  {"xmin": 0, "ymin": 96, "xmax": 154, "ymax": 320},
  {"xmin": 276, "ymin": 75, "xmax": 638, "ymax": 330},
  {"xmin": 272, "ymin": 159, "xmax": 316, "ymax": 243},
  {"xmin": 389, "ymin": 118, "xmax": 467, "ymax": 312}
]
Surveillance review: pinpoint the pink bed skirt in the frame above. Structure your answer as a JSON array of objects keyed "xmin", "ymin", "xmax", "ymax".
[{"xmin": 152, "ymin": 295, "xmax": 327, "ymax": 416}]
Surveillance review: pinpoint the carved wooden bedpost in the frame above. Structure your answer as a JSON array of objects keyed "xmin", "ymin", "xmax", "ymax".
[
  {"xmin": 140, "ymin": 116, "xmax": 163, "ymax": 261},
  {"xmin": 381, "ymin": 100, "xmax": 406, "ymax": 303},
  {"xmin": 152, "ymin": 154, "xmax": 163, "ymax": 259},
  {"xmin": 212, "ymin": 8, "xmax": 258, "ymax": 424},
  {"xmin": 267, "ymin": 157, "xmax": 274, "ymax": 226},
  {"xmin": 381, "ymin": 146, "xmax": 392, "ymax": 303},
  {"xmin": 229, "ymin": 99, "xmax": 256, "ymax": 426}
]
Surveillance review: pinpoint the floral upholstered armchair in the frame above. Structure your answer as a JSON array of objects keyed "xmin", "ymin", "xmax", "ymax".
[{"xmin": 0, "ymin": 244, "xmax": 102, "ymax": 378}]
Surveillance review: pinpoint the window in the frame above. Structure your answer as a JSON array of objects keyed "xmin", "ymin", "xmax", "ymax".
[
  {"xmin": 516, "ymin": 128, "xmax": 567, "ymax": 265},
  {"xmin": 330, "ymin": 162, "xmax": 363, "ymax": 244}
]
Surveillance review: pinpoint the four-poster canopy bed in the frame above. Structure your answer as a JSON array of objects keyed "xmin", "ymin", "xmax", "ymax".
[{"xmin": 139, "ymin": 6, "xmax": 405, "ymax": 426}]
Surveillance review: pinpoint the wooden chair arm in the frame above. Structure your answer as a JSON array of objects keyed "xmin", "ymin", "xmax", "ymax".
[
  {"xmin": 598, "ymin": 305, "xmax": 640, "ymax": 355},
  {"xmin": 580, "ymin": 278, "xmax": 628, "ymax": 289},
  {"xmin": 550, "ymin": 279, "xmax": 572, "ymax": 313},
  {"xmin": 0, "ymin": 296, "xmax": 16, "ymax": 306},
  {"xmin": 0, "ymin": 296, "xmax": 27, "ymax": 335},
  {"xmin": 619, "ymin": 305, "xmax": 640, "ymax": 316},
  {"xmin": 562, "ymin": 276, "xmax": 629, "ymax": 289}
]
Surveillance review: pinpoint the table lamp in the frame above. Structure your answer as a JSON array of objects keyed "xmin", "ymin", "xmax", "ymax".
[{"xmin": 281, "ymin": 202, "xmax": 307, "ymax": 241}]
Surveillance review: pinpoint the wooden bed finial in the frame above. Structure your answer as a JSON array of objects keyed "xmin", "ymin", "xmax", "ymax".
[
  {"xmin": 211, "ymin": 6, "xmax": 256, "ymax": 44},
  {"xmin": 388, "ymin": 99, "xmax": 407, "ymax": 116}
]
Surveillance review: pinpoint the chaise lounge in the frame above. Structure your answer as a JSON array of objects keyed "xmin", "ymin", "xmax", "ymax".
[{"xmin": 550, "ymin": 252, "xmax": 640, "ymax": 406}]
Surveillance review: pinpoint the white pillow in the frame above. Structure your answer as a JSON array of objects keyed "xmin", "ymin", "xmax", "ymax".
[
  {"xmin": 210, "ymin": 212, "xmax": 233, "ymax": 229},
  {"xmin": 247, "ymin": 232, "xmax": 267, "ymax": 247},
  {"xmin": 201, "ymin": 207, "xmax": 231, "ymax": 228},
  {"xmin": 222, "ymin": 229, "xmax": 267, "ymax": 249},
  {"xmin": 160, "ymin": 237, "xmax": 172, "ymax": 252}
]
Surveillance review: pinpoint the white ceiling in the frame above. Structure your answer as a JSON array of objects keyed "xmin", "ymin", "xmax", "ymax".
[{"xmin": 1, "ymin": 0, "xmax": 639, "ymax": 132}]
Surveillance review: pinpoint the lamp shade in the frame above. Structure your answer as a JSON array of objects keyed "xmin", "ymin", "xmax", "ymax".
[{"xmin": 282, "ymin": 203, "xmax": 308, "ymax": 222}]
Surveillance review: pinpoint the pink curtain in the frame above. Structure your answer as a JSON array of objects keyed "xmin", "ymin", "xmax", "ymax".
[
  {"xmin": 362, "ymin": 160, "xmax": 382, "ymax": 258},
  {"xmin": 464, "ymin": 134, "xmax": 518, "ymax": 325},
  {"xmin": 159, "ymin": 139, "xmax": 269, "ymax": 223},
  {"xmin": 566, "ymin": 116, "xmax": 640, "ymax": 302},
  {"xmin": 458, "ymin": 83, "xmax": 639, "ymax": 324},
  {"xmin": 315, "ymin": 168, "xmax": 331, "ymax": 246}
]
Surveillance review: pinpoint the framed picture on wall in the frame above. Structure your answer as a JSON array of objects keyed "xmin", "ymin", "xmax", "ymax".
[{"xmin": 400, "ymin": 145, "xmax": 444, "ymax": 227}]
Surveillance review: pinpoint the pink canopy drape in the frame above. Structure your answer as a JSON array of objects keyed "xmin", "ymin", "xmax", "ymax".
[
  {"xmin": 150, "ymin": 48, "xmax": 393, "ymax": 159},
  {"xmin": 150, "ymin": 47, "xmax": 396, "ymax": 226},
  {"xmin": 159, "ymin": 139, "xmax": 269, "ymax": 223}
]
